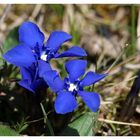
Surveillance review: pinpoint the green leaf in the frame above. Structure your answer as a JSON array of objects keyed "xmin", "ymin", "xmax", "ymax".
[
  {"xmin": 50, "ymin": 4, "xmax": 64, "ymax": 17},
  {"xmin": 0, "ymin": 26, "xmax": 19, "ymax": 67},
  {"xmin": 0, "ymin": 124, "xmax": 19, "ymax": 136},
  {"xmin": 60, "ymin": 112, "xmax": 99, "ymax": 136},
  {"xmin": 3, "ymin": 26, "xmax": 19, "ymax": 53},
  {"xmin": 0, "ymin": 57, "xmax": 4, "ymax": 67}
]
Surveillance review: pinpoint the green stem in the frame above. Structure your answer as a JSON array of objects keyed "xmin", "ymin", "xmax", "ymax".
[{"xmin": 40, "ymin": 103, "xmax": 54, "ymax": 136}]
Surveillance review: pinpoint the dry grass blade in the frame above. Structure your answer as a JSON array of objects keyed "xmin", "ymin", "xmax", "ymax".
[
  {"xmin": 0, "ymin": 4, "xmax": 12, "ymax": 26},
  {"xmin": 31, "ymin": 4, "xmax": 42, "ymax": 19},
  {"xmin": 105, "ymin": 45, "xmax": 126, "ymax": 74},
  {"xmin": 98, "ymin": 118, "xmax": 140, "ymax": 127},
  {"xmin": 137, "ymin": 9, "xmax": 140, "ymax": 51}
]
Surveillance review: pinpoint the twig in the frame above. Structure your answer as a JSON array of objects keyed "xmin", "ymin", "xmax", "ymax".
[
  {"xmin": 105, "ymin": 53, "xmax": 139, "ymax": 74},
  {"xmin": 31, "ymin": 4, "xmax": 42, "ymax": 19},
  {"xmin": 26, "ymin": 110, "xmax": 52, "ymax": 124},
  {"xmin": 105, "ymin": 75, "xmax": 137, "ymax": 87},
  {"xmin": 105, "ymin": 45, "xmax": 126, "ymax": 74},
  {"xmin": 8, "ymin": 15, "xmax": 27, "ymax": 31},
  {"xmin": 98, "ymin": 118, "xmax": 140, "ymax": 127},
  {"xmin": 0, "ymin": 4, "xmax": 12, "ymax": 26}
]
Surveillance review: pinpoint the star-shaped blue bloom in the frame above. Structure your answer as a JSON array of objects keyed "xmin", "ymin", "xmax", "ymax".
[
  {"xmin": 3, "ymin": 21, "xmax": 87, "ymax": 67},
  {"xmin": 43, "ymin": 59, "xmax": 107, "ymax": 114},
  {"xmin": 3, "ymin": 21, "xmax": 87, "ymax": 93}
]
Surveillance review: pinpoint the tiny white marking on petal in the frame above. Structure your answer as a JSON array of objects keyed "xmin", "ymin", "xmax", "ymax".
[
  {"xmin": 41, "ymin": 51, "xmax": 47, "ymax": 61},
  {"xmin": 68, "ymin": 83, "xmax": 77, "ymax": 92},
  {"xmin": 32, "ymin": 50, "xmax": 35, "ymax": 53}
]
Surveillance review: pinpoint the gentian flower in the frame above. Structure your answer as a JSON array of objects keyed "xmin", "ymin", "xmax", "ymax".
[
  {"xmin": 3, "ymin": 21, "xmax": 87, "ymax": 68},
  {"xmin": 3, "ymin": 21, "xmax": 87, "ymax": 93},
  {"xmin": 18, "ymin": 60, "xmax": 52, "ymax": 93},
  {"xmin": 43, "ymin": 59, "xmax": 107, "ymax": 114}
]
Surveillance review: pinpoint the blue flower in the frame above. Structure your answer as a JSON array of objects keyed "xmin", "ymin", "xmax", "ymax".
[
  {"xmin": 43, "ymin": 59, "xmax": 107, "ymax": 114},
  {"xmin": 18, "ymin": 60, "xmax": 52, "ymax": 93},
  {"xmin": 3, "ymin": 21, "xmax": 87, "ymax": 68}
]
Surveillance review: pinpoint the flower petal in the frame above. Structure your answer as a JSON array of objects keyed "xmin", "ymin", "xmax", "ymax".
[
  {"xmin": 80, "ymin": 72, "xmax": 107, "ymax": 87},
  {"xmin": 20, "ymin": 67, "xmax": 33, "ymax": 80},
  {"xmin": 78, "ymin": 91, "xmax": 100, "ymax": 112},
  {"xmin": 18, "ymin": 80, "xmax": 35, "ymax": 93},
  {"xmin": 55, "ymin": 46, "xmax": 87, "ymax": 58},
  {"xmin": 54, "ymin": 91, "xmax": 78, "ymax": 114},
  {"xmin": 19, "ymin": 66, "xmax": 35, "ymax": 93},
  {"xmin": 3, "ymin": 44, "xmax": 36, "ymax": 67},
  {"xmin": 65, "ymin": 59, "xmax": 87, "ymax": 82},
  {"xmin": 18, "ymin": 79, "xmax": 47, "ymax": 93},
  {"xmin": 38, "ymin": 60, "xmax": 52, "ymax": 77},
  {"xmin": 31, "ymin": 79, "xmax": 47, "ymax": 92},
  {"xmin": 43, "ymin": 70, "xmax": 64, "ymax": 93},
  {"xmin": 19, "ymin": 21, "xmax": 44, "ymax": 47},
  {"xmin": 46, "ymin": 31, "xmax": 72, "ymax": 53}
]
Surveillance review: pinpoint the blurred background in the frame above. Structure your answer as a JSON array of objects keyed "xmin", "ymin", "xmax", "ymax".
[{"xmin": 0, "ymin": 4, "xmax": 140, "ymax": 136}]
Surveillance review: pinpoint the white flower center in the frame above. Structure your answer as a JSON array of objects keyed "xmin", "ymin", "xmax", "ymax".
[
  {"xmin": 68, "ymin": 83, "xmax": 77, "ymax": 92},
  {"xmin": 40, "ymin": 52, "xmax": 47, "ymax": 61}
]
